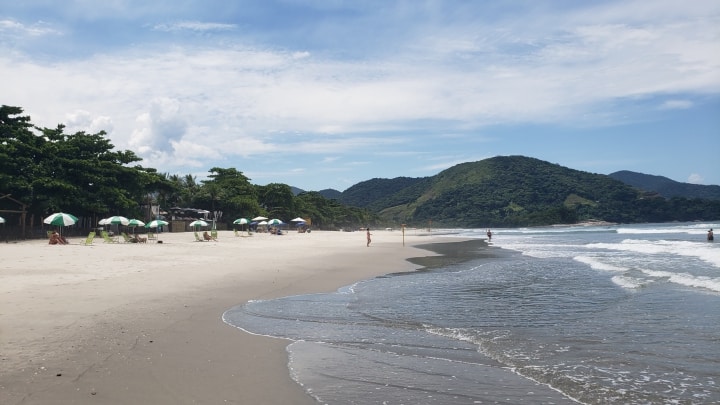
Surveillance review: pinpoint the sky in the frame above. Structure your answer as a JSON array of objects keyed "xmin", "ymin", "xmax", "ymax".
[{"xmin": 2, "ymin": 0, "xmax": 719, "ymax": 191}]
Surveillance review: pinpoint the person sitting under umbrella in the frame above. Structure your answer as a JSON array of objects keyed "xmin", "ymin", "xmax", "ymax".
[
  {"xmin": 203, "ymin": 231, "xmax": 216, "ymax": 241},
  {"xmin": 49, "ymin": 231, "xmax": 67, "ymax": 245}
]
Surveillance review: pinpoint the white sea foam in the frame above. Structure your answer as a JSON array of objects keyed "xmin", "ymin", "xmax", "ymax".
[
  {"xmin": 641, "ymin": 269, "xmax": 720, "ymax": 293},
  {"xmin": 588, "ymin": 239, "xmax": 720, "ymax": 268},
  {"xmin": 574, "ymin": 255, "xmax": 627, "ymax": 272},
  {"xmin": 616, "ymin": 223, "xmax": 717, "ymax": 236},
  {"xmin": 611, "ymin": 275, "xmax": 649, "ymax": 289}
]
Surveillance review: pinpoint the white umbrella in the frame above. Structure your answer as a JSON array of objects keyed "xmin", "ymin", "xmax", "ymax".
[
  {"xmin": 0, "ymin": 216, "xmax": 5, "ymax": 224},
  {"xmin": 44, "ymin": 212, "xmax": 78, "ymax": 226},
  {"xmin": 189, "ymin": 220, "xmax": 209, "ymax": 227},
  {"xmin": 257, "ymin": 221, "xmax": 268, "ymax": 226},
  {"xmin": 127, "ymin": 219, "xmax": 145, "ymax": 234},
  {"xmin": 252, "ymin": 216, "xmax": 268, "ymax": 221},
  {"xmin": 146, "ymin": 219, "xmax": 169, "ymax": 228},
  {"xmin": 44, "ymin": 212, "xmax": 78, "ymax": 237},
  {"xmin": 106, "ymin": 215, "xmax": 130, "ymax": 225},
  {"xmin": 290, "ymin": 217, "xmax": 307, "ymax": 222},
  {"xmin": 128, "ymin": 219, "xmax": 145, "ymax": 227}
]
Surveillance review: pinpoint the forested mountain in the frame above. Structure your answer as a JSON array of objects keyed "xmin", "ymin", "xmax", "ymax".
[
  {"xmin": 337, "ymin": 156, "xmax": 720, "ymax": 227},
  {"xmin": 340, "ymin": 177, "xmax": 429, "ymax": 211},
  {"xmin": 609, "ymin": 170, "xmax": 720, "ymax": 200},
  {"xmin": 318, "ymin": 189, "xmax": 342, "ymax": 200}
]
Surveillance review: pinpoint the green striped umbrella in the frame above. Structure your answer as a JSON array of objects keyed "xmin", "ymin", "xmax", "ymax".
[
  {"xmin": 128, "ymin": 219, "xmax": 145, "ymax": 227},
  {"xmin": 233, "ymin": 218, "xmax": 250, "ymax": 225},
  {"xmin": 106, "ymin": 215, "xmax": 130, "ymax": 225},
  {"xmin": 128, "ymin": 219, "xmax": 145, "ymax": 234},
  {"xmin": 146, "ymin": 219, "xmax": 169, "ymax": 228},
  {"xmin": 44, "ymin": 212, "xmax": 78, "ymax": 226}
]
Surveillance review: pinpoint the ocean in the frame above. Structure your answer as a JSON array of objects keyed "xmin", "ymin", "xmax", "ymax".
[{"xmin": 223, "ymin": 222, "xmax": 720, "ymax": 404}]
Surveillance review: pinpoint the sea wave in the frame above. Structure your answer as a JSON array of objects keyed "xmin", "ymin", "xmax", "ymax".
[
  {"xmin": 641, "ymin": 268, "xmax": 720, "ymax": 293},
  {"xmin": 574, "ymin": 255, "xmax": 627, "ymax": 272},
  {"xmin": 616, "ymin": 223, "xmax": 716, "ymax": 235},
  {"xmin": 588, "ymin": 239, "xmax": 720, "ymax": 268},
  {"xmin": 611, "ymin": 275, "xmax": 650, "ymax": 290}
]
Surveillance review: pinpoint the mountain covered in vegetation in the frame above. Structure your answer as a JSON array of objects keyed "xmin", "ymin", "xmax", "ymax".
[
  {"xmin": 609, "ymin": 170, "xmax": 720, "ymax": 200},
  {"xmin": 337, "ymin": 156, "xmax": 720, "ymax": 227}
]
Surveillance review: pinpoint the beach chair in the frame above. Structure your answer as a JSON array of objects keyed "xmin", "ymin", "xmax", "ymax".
[
  {"xmin": 147, "ymin": 231, "xmax": 156, "ymax": 240},
  {"xmin": 234, "ymin": 229, "xmax": 239, "ymax": 237},
  {"xmin": 211, "ymin": 229, "xmax": 218, "ymax": 240},
  {"xmin": 83, "ymin": 231, "xmax": 96, "ymax": 246},
  {"xmin": 101, "ymin": 230, "xmax": 118, "ymax": 243},
  {"xmin": 194, "ymin": 231, "xmax": 205, "ymax": 242},
  {"xmin": 121, "ymin": 232, "xmax": 134, "ymax": 243}
]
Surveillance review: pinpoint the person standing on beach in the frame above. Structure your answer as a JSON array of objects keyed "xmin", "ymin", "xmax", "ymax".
[
  {"xmin": 709, "ymin": 229, "xmax": 714, "ymax": 241},
  {"xmin": 486, "ymin": 229, "xmax": 492, "ymax": 241},
  {"xmin": 366, "ymin": 228, "xmax": 372, "ymax": 247}
]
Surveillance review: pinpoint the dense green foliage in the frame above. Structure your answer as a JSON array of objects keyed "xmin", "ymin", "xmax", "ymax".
[
  {"xmin": 0, "ymin": 105, "xmax": 377, "ymax": 233},
  {"xmin": 609, "ymin": 170, "xmax": 720, "ymax": 200},
  {"xmin": 340, "ymin": 156, "xmax": 720, "ymax": 227},
  {"xmin": 1, "ymin": 105, "xmax": 170, "ymax": 225}
]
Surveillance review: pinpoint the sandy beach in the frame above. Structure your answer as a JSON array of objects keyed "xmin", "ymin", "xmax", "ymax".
[{"xmin": 0, "ymin": 228, "xmax": 444, "ymax": 404}]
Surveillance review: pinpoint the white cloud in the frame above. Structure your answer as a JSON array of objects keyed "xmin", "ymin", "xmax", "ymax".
[
  {"xmin": 152, "ymin": 21, "xmax": 237, "ymax": 32},
  {"xmin": 0, "ymin": 19, "xmax": 59, "ymax": 37},
  {"xmin": 687, "ymin": 173, "xmax": 705, "ymax": 184},
  {"xmin": 659, "ymin": 99, "xmax": 693, "ymax": 110},
  {"xmin": 1, "ymin": 0, "xmax": 719, "ymax": 188},
  {"xmin": 65, "ymin": 110, "xmax": 114, "ymax": 134}
]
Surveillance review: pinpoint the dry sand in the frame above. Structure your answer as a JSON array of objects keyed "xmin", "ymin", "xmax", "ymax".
[{"xmin": 0, "ymin": 228, "xmax": 446, "ymax": 404}]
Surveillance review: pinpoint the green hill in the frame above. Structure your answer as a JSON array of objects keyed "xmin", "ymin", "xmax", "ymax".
[
  {"xmin": 609, "ymin": 170, "xmax": 720, "ymax": 200},
  {"xmin": 340, "ymin": 156, "xmax": 720, "ymax": 227}
]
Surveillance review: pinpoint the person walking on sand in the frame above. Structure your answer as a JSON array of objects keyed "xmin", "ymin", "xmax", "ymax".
[{"xmin": 366, "ymin": 228, "xmax": 372, "ymax": 247}]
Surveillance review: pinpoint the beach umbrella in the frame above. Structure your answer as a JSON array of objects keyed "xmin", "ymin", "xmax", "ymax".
[
  {"xmin": 258, "ymin": 221, "xmax": 268, "ymax": 226},
  {"xmin": 189, "ymin": 220, "xmax": 209, "ymax": 227},
  {"xmin": 233, "ymin": 218, "xmax": 250, "ymax": 225},
  {"xmin": 252, "ymin": 216, "xmax": 268, "ymax": 221},
  {"xmin": 104, "ymin": 215, "xmax": 130, "ymax": 234},
  {"xmin": 127, "ymin": 219, "xmax": 145, "ymax": 234},
  {"xmin": 44, "ymin": 212, "xmax": 78, "ymax": 226},
  {"xmin": 145, "ymin": 219, "xmax": 169, "ymax": 228},
  {"xmin": 106, "ymin": 215, "xmax": 130, "ymax": 225},
  {"xmin": 44, "ymin": 212, "xmax": 78, "ymax": 236},
  {"xmin": 290, "ymin": 217, "xmax": 307, "ymax": 222},
  {"xmin": 128, "ymin": 219, "xmax": 145, "ymax": 227},
  {"xmin": 98, "ymin": 218, "xmax": 110, "ymax": 226},
  {"xmin": 267, "ymin": 219, "xmax": 283, "ymax": 226},
  {"xmin": 0, "ymin": 216, "xmax": 5, "ymax": 224}
]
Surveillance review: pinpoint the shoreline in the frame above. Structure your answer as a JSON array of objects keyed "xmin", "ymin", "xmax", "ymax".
[{"xmin": 0, "ymin": 230, "xmax": 461, "ymax": 404}]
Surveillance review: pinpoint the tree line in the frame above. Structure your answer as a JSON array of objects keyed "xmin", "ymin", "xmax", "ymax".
[{"xmin": 0, "ymin": 105, "xmax": 376, "ymax": 237}]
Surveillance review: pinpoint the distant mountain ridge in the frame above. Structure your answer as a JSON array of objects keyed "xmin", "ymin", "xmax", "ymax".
[
  {"xmin": 609, "ymin": 171, "xmax": 720, "ymax": 200},
  {"xmin": 291, "ymin": 156, "xmax": 719, "ymax": 227}
]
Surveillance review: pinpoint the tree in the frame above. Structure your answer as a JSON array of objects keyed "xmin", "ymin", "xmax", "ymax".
[
  {"xmin": 257, "ymin": 183, "xmax": 295, "ymax": 219},
  {"xmin": 196, "ymin": 167, "xmax": 261, "ymax": 221}
]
